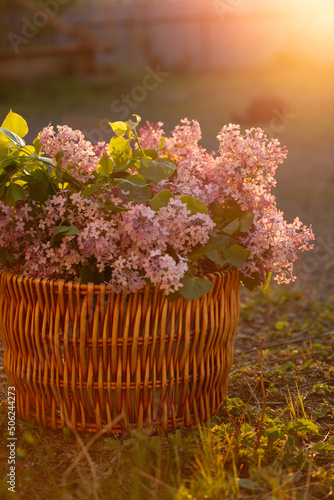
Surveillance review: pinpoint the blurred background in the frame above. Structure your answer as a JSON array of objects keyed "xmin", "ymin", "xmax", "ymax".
[{"xmin": 0, "ymin": 0, "xmax": 333, "ymax": 298}]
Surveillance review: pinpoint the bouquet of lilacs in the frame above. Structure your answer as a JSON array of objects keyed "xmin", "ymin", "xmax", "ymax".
[{"xmin": 0, "ymin": 110, "xmax": 314, "ymax": 301}]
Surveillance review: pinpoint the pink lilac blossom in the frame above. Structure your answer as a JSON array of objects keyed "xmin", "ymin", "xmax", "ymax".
[
  {"xmin": 138, "ymin": 121, "xmax": 165, "ymax": 150},
  {"xmin": 142, "ymin": 250, "xmax": 188, "ymax": 294},
  {"xmin": 38, "ymin": 125, "xmax": 99, "ymax": 182},
  {"xmin": 92, "ymin": 141, "xmax": 109, "ymax": 159}
]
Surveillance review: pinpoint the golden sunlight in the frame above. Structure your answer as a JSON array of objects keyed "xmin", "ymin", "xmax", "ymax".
[{"xmin": 254, "ymin": 0, "xmax": 334, "ymax": 61}]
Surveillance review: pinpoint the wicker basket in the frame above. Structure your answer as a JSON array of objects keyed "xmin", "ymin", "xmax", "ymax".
[{"xmin": 0, "ymin": 268, "xmax": 240, "ymax": 434}]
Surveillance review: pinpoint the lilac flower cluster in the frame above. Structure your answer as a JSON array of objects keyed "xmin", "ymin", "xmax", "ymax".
[{"xmin": 38, "ymin": 125, "xmax": 98, "ymax": 182}]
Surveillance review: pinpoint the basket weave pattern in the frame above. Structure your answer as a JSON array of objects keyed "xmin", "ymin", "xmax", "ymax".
[{"xmin": 0, "ymin": 269, "xmax": 240, "ymax": 434}]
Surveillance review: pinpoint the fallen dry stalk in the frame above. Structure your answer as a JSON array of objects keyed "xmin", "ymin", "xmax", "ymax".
[
  {"xmin": 61, "ymin": 414, "xmax": 124, "ymax": 497},
  {"xmin": 255, "ymin": 340, "xmax": 267, "ymax": 451}
]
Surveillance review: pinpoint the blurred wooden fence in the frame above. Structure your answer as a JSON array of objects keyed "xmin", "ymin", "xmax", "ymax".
[{"xmin": 0, "ymin": 0, "xmax": 294, "ymax": 81}]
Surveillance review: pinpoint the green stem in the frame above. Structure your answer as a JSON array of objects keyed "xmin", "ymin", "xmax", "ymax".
[
  {"xmin": 62, "ymin": 171, "xmax": 84, "ymax": 191},
  {"xmin": 133, "ymin": 130, "xmax": 147, "ymax": 158}
]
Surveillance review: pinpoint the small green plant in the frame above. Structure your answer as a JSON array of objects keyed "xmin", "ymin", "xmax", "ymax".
[
  {"xmin": 310, "ymin": 400, "xmax": 334, "ymax": 419},
  {"xmin": 312, "ymin": 382, "xmax": 331, "ymax": 394}
]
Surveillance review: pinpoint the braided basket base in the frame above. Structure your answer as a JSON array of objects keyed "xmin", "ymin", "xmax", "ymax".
[{"xmin": 0, "ymin": 269, "xmax": 240, "ymax": 434}]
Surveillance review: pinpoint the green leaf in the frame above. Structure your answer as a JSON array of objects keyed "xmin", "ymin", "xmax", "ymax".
[
  {"xmin": 1, "ymin": 110, "xmax": 28, "ymax": 139},
  {"xmin": 313, "ymin": 442, "xmax": 334, "ymax": 454},
  {"xmin": 22, "ymin": 160, "xmax": 41, "ymax": 172},
  {"xmin": 238, "ymin": 478, "xmax": 265, "ymax": 492},
  {"xmin": 288, "ymin": 419, "xmax": 319, "ymax": 436},
  {"xmin": 119, "ymin": 174, "xmax": 146, "ymax": 187},
  {"xmin": 82, "ymin": 184, "xmax": 102, "ymax": 198},
  {"xmin": 8, "ymin": 251, "xmax": 18, "ymax": 267},
  {"xmin": 165, "ymin": 290, "xmax": 183, "ymax": 303},
  {"xmin": 38, "ymin": 156, "xmax": 54, "ymax": 167},
  {"xmin": 22, "ymin": 430, "xmax": 37, "ymax": 445},
  {"xmin": 0, "ymin": 140, "xmax": 9, "ymax": 160},
  {"xmin": 137, "ymin": 158, "xmax": 175, "ymax": 183},
  {"xmin": 225, "ymin": 205, "xmax": 243, "ymax": 221},
  {"xmin": 132, "ymin": 149, "xmax": 159, "ymax": 160},
  {"xmin": 226, "ymin": 244, "xmax": 251, "ymax": 268},
  {"xmin": 209, "ymin": 201, "xmax": 225, "ymax": 219},
  {"xmin": 239, "ymin": 212, "xmax": 254, "ymax": 233},
  {"xmin": 0, "ymin": 247, "xmax": 9, "ymax": 265},
  {"xmin": 0, "ymin": 156, "xmax": 19, "ymax": 171},
  {"xmin": 109, "ymin": 172, "xmax": 130, "ymax": 183},
  {"xmin": 51, "ymin": 224, "xmax": 79, "ymax": 245},
  {"xmin": 180, "ymin": 195, "xmax": 208, "ymax": 215},
  {"xmin": 28, "ymin": 180, "xmax": 48, "ymax": 202},
  {"xmin": 20, "ymin": 168, "xmax": 57, "ymax": 201},
  {"xmin": 55, "ymin": 224, "xmax": 79, "ymax": 237},
  {"xmin": 179, "ymin": 276, "xmax": 213, "ymax": 302},
  {"xmin": 30, "ymin": 169, "xmax": 52, "ymax": 183},
  {"xmin": 33, "ymin": 137, "xmax": 42, "ymax": 155},
  {"xmin": 54, "ymin": 152, "xmax": 64, "ymax": 183},
  {"xmin": 206, "ymin": 248, "xmax": 228, "ymax": 266},
  {"xmin": 127, "ymin": 114, "xmax": 141, "ymax": 130},
  {"xmin": 275, "ymin": 321, "xmax": 289, "ymax": 331},
  {"xmin": 150, "ymin": 189, "xmax": 173, "ymax": 211},
  {"xmin": 143, "ymin": 149, "xmax": 159, "ymax": 160},
  {"xmin": 80, "ymin": 266, "xmax": 104, "ymax": 284},
  {"xmin": 208, "ymin": 234, "xmax": 231, "ymax": 249},
  {"xmin": 166, "ymin": 242, "xmax": 179, "ymax": 262},
  {"xmin": 262, "ymin": 271, "xmax": 272, "ymax": 291},
  {"xmin": 80, "ymin": 266, "xmax": 96, "ymax": 284},
  {"xmin": 98, "ymin": 199, "xmax": 129, "ymax": 213},
  {"xmin": 192, "ymin": 234, "xmax": 233, "ymax": 266},
  {"xmin": 240, "ymin": 272, "xmax": 260, "ymax": 291},
  {"xmin": 21, "ymin": 169, "xmax": 56, "ymax": 201},
  {"xmin": 222, "ymin": 218, "xmax": 240, "ymax": 235},
  {"xmin": 1, "ymin": 182, "xmax": 25, "ymax": 205},
  {"xmin": 109, "ymin": 136, "xmax": 132, "ymax": 169},
  {"xmin": 3, "ymin": 162, "xmax": 19, "ymax": 176},
  {"xmin": 0, "ymin": 127, "xmax": 25, "ymax": 148},
  {"xmin": 98, "ymin": 153, "xmax": 114, "ymax": 176},
  {"xmin": 131, "ymin": 151, "xmax": 145, "ymax": 160},
  {"xmin": 188, "ymin": 244, "xmax": 212, "ymax": 263},
  {"xmin": 109, "ymin": 121, "xmax": 128, "ymax": 137},
  {"xmin": 118, "ymin": 175, "xmax": 151, "ymax": 203}
]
